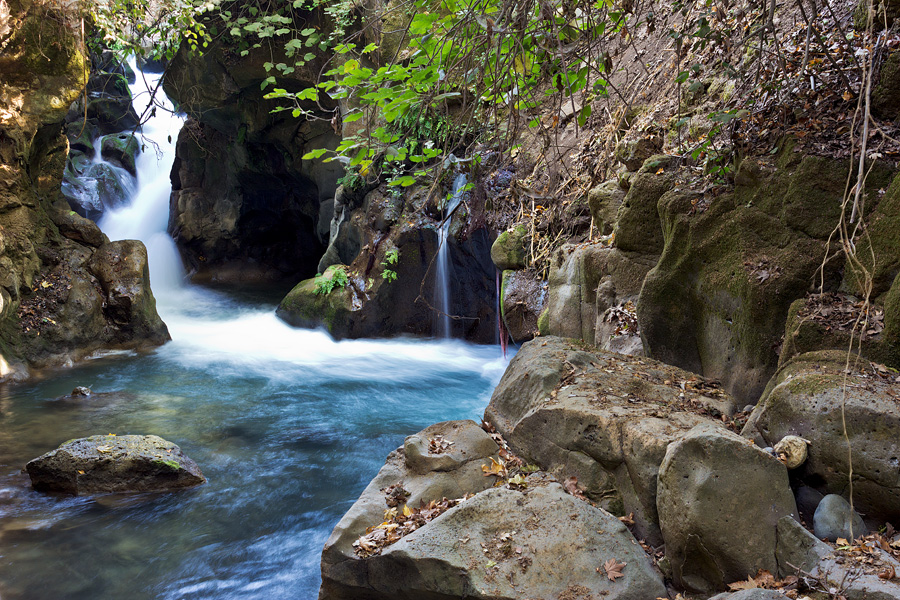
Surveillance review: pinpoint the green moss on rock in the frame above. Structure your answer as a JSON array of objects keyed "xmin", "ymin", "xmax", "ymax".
[{"xmin": 491, "ymin": 223, "xmax": 529, "ymax": 270}]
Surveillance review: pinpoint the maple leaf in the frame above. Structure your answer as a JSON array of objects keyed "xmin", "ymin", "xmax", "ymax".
[
  {"xmin": 482, "ymin": 457, "xmax": 508, "ymax": 478},
  {"xmin": 604, "ymin": 558, "xmax": 626, "ymax": 581}
]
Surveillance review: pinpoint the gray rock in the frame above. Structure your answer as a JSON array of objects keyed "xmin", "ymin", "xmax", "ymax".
[
  {"xmin": 500, "ymin": 269, "xmax": 547, "ymax": 343},
  {"xmin": 26, "ymin": 434, "xmax": 205, "ymax": 494},
  {"xmin": 100, "ymin": 133, "xmax": 140, "ymax": 176},
  {"xmin": 88, "ymin": 240, "xmax": 170, "ymax": 344},
  {"xmin": 657, "ymin": 424, "xmax": 797, "ymax": 593},
  {"xmin": 484, "ymin": 336, "xmax": 730, "ymax": 545},
  {"xmin": 814, "ymin": 494, "xmax": 867, "ymax": 541},
  {"xmin": 709, "ymin": 590, "xmax": 791, "ymax": 600},
  {"xmin": 321, "ymin": 479, "xmax": 667, "ymax": 600},
  {"xmin": 587, "ymin": 179, "xmax": 625, "ymax": 234},
  {"xmin": 743, "ymin": 350, "xmax": 900, "ymax": 524},
  {"xmin": 775, "ymin": 515, "xmax": 900, "ymax": 600},
  {"xmin": 544, "ymin": 244, "xmax": 656, "ymax": 345}
]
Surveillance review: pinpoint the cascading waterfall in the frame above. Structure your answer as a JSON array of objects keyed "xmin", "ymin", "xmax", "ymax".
[
  {"xmin": 98, "ymin": 64, "xmax": 186, "ymax": 296},
  {"xmin": 433, "ymin": 173, "xmax": 467, "ymax": 338}
]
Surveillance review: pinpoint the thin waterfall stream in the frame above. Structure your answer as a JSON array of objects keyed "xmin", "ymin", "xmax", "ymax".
[
  {"xmin": 433, "ymin": 173, "xmax": 467, "ymax": 338},
  {"xmin": 0, "ymin": 66, "xmax": 508, "ymax": 600}
]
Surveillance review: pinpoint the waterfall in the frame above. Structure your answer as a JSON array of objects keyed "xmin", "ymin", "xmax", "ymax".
[
  {"xmin": 97, "ymin": 62, "xmax": 186, "ymax": 296},
  {"xmin": 433, "ymin": 173, "xmax": 467, "ymax": 338}
]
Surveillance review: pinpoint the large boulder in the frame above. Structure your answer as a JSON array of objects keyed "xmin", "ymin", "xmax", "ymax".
[
  {"xmin": 490, "ymin": 222, "xmax": 528, "ymax": 270},
  {"xmin": 657, "ymin": 424, "xmax": 797, "ymax": 593},
  {"xmin": 637, "ymin": 155, "xmax": 893, "ymax": 404},
  {"xmin": 322, "ymin": 468, "xmax": 667, "ymax": 600},
  {"xmin": 26, "ymin": 434, "xmax": 205, "ymax": 494},
  {"xmin": 484, "ymin": 336, "xmax": 734, "ymax": 544},
  {"xmin": 14, "ymin": 237, "xmax": 169, "ymax": 367},
  {"xmin": 587, "ymin": 179, "xmax": 626, "ymax": 235},
  {"xmin": 742, "ymin": 350, "xmax": 900, "ymax": 524}
]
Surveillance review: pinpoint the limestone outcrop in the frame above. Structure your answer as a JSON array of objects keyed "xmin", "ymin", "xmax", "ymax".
[
  {"xmin": 319, "ymin": 420, "xmax": 667, "ymax": 600},
  {"xmin": 483, "ymin": 336, "xmax": 735, "ymax": 545}
]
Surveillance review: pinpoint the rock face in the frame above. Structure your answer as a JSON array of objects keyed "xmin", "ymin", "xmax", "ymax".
[
  {"xmin": 544, "ymin": 244, "xmax": 656, "ymax": 353},
  {"xmin": 163, "ymin": 17, "xmax": 342, "ymax": 284},
  {"xmin": 320, "ymin": 420, "xmax": 667, "ymax": 600},
  {"xmin": 0, "ymin": 2, "xmax": 169, "ymax": 377},
  {"xmin": 656, "ymin": 424, "xmax": 797, "ymax": 593},
  {"xmin": 636, "ymin": 155, "xmax": 894, "ymax": 404},
  {"xmin": 277, "ymin": 181, "xmax": 498, "ymax": 342},
  {"xmin": 743, "ymin": 350, "xmax": 900, "ymax": 524},
  {"xmin": 500, "ymin": 269, "xmax": 546, "ymax": 343},
  {"xmin": 484, "ymin": 336, "xmax": 734, "ymax": 544},
  {"xmin": 26, "ymin": 434, "xmax": 205, "ymax": 494}
]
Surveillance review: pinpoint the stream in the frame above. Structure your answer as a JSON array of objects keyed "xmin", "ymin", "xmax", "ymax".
[{"xmin": 0, "ymin": 65, "xmax": 508, "ymax": 599}]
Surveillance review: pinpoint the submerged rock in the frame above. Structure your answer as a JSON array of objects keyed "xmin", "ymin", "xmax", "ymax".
[{"xmin": 26, "ymin": 434, "xmax": 205, "ymax": 495}]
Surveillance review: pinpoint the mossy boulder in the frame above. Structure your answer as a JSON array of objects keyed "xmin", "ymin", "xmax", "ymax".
[
  {"xmin": 614, "ymin": 135, "xmax": 662, "ymax": 172},
  {"xmin": 26, "ymin": 434, "xmax": 205, "ymax": 495},
  {"xmin": 490, "ymin": 222, "xmax": 528, "ymax": 270},
  {"xmin": 873, "ymin": 52, "xmax": 900, "ymax": 121},
  {"xmin": 587, "ymin": 179, "xmax": 625, "ymax": 235},
  {"xmin": 845, "ymin": 168, "xmax": 900, "ymax": 296},
  {"xmin": 100, "ymin": 133, "xmax": 140, "ymax": 176},
  {"xmin": 636, "ymin": 155, "xmax": 894, "ymax": 404},
  {"xmin": 885, "ymin": 274, "xmax": 900, "ymax": 343},
  {"xmin": 613, "ymin": 156, "xmax": 677, "ymax": 254},
  {"xmin": 781, "ymin": 294, "xmax": 900, "ymax": 369},
  {"xmin": 275, "ymin": 265, "xmax": 358, "ymax": 337},
  {"xmin": 743, "ymin": 350, "xmax": 900, "ymax": 524}
]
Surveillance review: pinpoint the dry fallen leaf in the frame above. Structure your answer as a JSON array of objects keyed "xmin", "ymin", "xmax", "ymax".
[
  {"xmin": 604, "ymin": 558, "xmax": 626, "ymax": 581},
  {"xmin": 878, "ymin": 565, "xmax": 896, "ymax": 580}
]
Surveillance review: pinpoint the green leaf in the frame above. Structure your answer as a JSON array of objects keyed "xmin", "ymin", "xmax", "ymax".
[
  {"xmin": 388, "ymin": 175, "xmax": 417, "ymax": 187},
  {"xmin": 302, "ymin": 148, "xmax": 328, "ymax": 160}
]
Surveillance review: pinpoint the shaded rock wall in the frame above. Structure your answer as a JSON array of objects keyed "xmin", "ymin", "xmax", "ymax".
[{"xmin": 163, "ymin": 19, "xmax": 342, "ymax": 284}]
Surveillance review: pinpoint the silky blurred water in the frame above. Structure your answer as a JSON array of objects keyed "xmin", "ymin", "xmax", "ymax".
[
  {"xmin": 0, "ymin": 62, "xmax": 508, "ymax": 599},
  {"xmin": 0, "ymin": 286, "xmax": 507, "ymax": 600}
]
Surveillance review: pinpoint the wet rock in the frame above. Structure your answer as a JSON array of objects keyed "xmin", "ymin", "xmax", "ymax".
[
  {"xmin": 743, "ymin": 350, "xmax": 900, "ymax": 524},
  {"xmin": 484, "ymin": 336, "xmax": 732, "ymax": 545},
  {"xmin": 26, "ymin": 434, "xmax": 205, "ymax": 494},
  {"xmin": 100, "ymin": 133, "xmax": 140, "ymax": 176},
  {"xmin": 84, "ymin": 96, "xmax": 140, "ymax": 135},
  {"xmin": 88, "ymin": 241, "xmax": 169, "ymax": 343},
  {"xmin": 813, "ymin": 494, "xmax": 867, "ymax": 541},
  {"xmin": 657, "ymin": 424, "xmax": 797, "ymax": 593},
  {"xmin": 500, "ymin": 269, "xmax": 546, "ymax": 343},
  {"xmin": 321, "ymin": 476, "xmax": 667, "ymax": 600},
  {"xmin": 49, "ymin": 205, "xmax": 108, "ymax": 248},
  {"xmin": 490, "ymin": 222, "xmax": 528, "ymax": 270},
  {"xmin": 71, "ymin": 386, "xmax": 91, "ymax": 396}
]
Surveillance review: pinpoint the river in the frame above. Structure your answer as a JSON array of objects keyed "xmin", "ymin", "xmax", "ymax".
[{"xmin": 0, "ymin": 64, "xmax": 507, "ymax": 600}]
